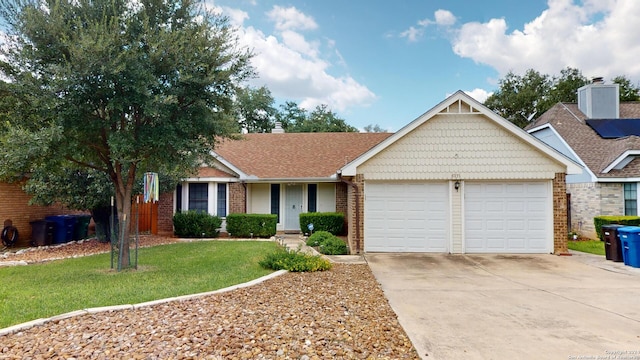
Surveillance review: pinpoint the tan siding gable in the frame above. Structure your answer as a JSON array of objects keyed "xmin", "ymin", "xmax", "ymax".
[{"xmin": 359, "ymin": 113, "xmax": 565, "ymax": 180}]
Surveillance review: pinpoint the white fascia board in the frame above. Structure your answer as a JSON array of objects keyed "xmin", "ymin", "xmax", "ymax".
[
  {"xmin": 182, "ymin": 177, "xmax": 239, "ymax": 182},
  {"xmin": 527, "ymin": 124, "xmax": 595, "ymax": 180},
  {"xmin": 242, "ymin": 176, "xmax": 338, "ymax": 183},
  {"xmin": 602, "ymin": 150, "xmax": 640, "ymax": 173},
  {"xmin": 209, "ymin": 151, "xmax": 248, "ymax": 179},
  {"xmin": 342, "ymin": 90, "xmax": 583, "ymax": 176},
  {"xmin": 597, "ymin": 177, "xmax": 640, "ymax": 183}
]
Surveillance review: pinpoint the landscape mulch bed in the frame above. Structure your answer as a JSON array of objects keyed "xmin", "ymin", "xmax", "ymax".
[{"xmin": 0, "ymin": 237, "xmax": 420, "ymax": 359}]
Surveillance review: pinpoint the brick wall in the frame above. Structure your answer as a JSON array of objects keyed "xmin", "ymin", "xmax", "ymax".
[
  {"xmin": 553, "ymin": 173, "xmax": 568, "ymax": 254},
  {"xmin": 0, "ymin": 182, "xmax": 67, "ymax": 247},
  {"xmin": 335, "ymin": 182, "xmax": 348, "ymax": 234},
  {"xmin": 157, "ymin": 192, "xmax": 174, "ymax": 235},
  {"xmin": 229, "ymin": 182, "xmax": 246, "ymax": 214},
  {"xmin": 345, "ymin": 175, "xmax": 364, "ymax": 254},
  {"xmin": 567, "ymin": 182, "xmax": 623, "ymax": 239}
]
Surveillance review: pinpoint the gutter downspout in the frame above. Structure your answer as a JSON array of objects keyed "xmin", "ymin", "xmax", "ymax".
[{"xmin": 339, "ymin": 174, "xmax": 361, "ymax": 253}]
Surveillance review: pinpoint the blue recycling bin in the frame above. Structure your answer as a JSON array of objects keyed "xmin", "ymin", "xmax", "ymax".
[
  {"xmin": 45, "ymin": 215, "xmax": 77, "ymax": 244},
  {"xmin": 616, "ymin": 226, "xmax": 640, "ymax": 268}
]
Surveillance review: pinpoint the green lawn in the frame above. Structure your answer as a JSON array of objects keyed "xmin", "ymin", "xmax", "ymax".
[
  {"xmin": 0, "ymin": 241, "xmax": 277, "ymax": 328},
  {"xmin": 568, "ymin": 240, "xmax": 605, "ymax": 256}
]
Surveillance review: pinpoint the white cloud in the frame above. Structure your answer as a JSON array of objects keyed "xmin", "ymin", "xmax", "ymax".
[
  {"xmin": 434, "ymin": 9, "xmax": 457, "ymax": 26},
  {"xmin": 402, "ymin": 9, "xmax": 456, "ymax": 41},
  {"xmin": 229, "ymin": 6, "xmax": 376, "ymax": 113},
  {"xmin": 464, "ymin": 88, "xmax": 492, "ymax": 103},
  {"xmin": 223, "ymin": 7, "xmax": 249, "ymax": 27},
  {"xmin": 399, "ymin": 26, "xmax": 423, "ymax": 42},
  {"xmin": 266, "ymin": 5, "xmax": 318, "ymax": 31},
  {"xmin": 450, "ymin": 0, "xmax": 640, "ymax": 82}
]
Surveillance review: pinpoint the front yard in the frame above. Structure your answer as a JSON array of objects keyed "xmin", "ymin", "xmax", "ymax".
[{"xmin": 0, "ymin": 240, "xmax": 277, "ymax": 328}]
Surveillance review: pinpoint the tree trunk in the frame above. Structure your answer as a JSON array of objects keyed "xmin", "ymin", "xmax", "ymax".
[{"xmin": 114, "ymin": 164, "xmax": 137, "ymax": 269}]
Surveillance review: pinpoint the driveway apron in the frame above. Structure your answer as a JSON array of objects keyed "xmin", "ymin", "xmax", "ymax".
[{"xmin": 366, "ymin": 253, "xmax": 640, "ymax": 360}]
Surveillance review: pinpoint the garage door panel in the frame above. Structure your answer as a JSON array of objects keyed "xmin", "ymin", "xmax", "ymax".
[
  {"xmin": 465, "ymin": 182, "xmax": 550, "ymax": 254},
  {"xmin": 365, "ymin": 182, "xmax": 448, "ymax": 252}
]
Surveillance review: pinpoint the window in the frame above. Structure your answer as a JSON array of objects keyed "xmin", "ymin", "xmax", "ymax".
[
  {"xmin": 217, "ymin": 183, "xmax": 227, "ymax": 217},
  {"xmin": 308, "ymin": 184, "xmax": 317, "ymax": 212},
  {"xmin": 624, "ymin": 183, "xmax": 637, "ymax": 216},
  {"xmin": 271, "ymin": 184, "xmax": 280, "ymax": 222},
  {"xmin": 188, "ymin": 183, "xmax": 208, "ymax": 212},
  {"xmin": 175, "ymin": 184, "xmax": 182, "ymax": 212}
]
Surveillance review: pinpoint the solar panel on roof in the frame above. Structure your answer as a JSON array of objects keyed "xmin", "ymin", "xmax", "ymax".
[{"xmin": 586, "ymin": 119, "xmax": 640, "ymax": 138}]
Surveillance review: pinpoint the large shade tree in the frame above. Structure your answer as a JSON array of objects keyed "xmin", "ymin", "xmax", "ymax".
[{"xmin": 0, "ymin": 0, "xmax": 252, "ymax": 267}]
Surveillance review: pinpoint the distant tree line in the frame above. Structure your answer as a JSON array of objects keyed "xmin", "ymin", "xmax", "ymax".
[
  {"xmin": 484, "ymin": 67, "xmax": 640, "ymax": 128},
  {"xmin": 234, "ymin": 86, "xmax": 359, "ymax": 133}
]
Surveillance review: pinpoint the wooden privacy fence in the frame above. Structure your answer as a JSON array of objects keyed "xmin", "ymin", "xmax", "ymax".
[{"xmin": 133, "ymin": 194, "xmax": 158, "ymax": 234}]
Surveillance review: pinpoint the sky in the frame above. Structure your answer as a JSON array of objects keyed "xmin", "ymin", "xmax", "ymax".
[{"xmin": 207, "ymin": 0, "xmax": 640, "ymax": 132}]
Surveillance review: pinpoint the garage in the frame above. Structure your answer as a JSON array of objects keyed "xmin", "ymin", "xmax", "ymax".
[
  {"xmin": 364, "ymin": 182, "xmax": 448, "ymax": 252},
  {"xmin": 340, "ymin": 91, "xmax": 582, "ymax": 254},
  {"xmin": 464, "ymin": 182, "xmax": 551, "ymax": 253}
]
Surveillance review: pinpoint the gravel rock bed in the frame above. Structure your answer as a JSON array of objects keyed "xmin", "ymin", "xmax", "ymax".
[
  {"xmin": 0, "ymin": 239, "xmax": 420, "ymax": 359},
  {"xmin": 0, "ymin": 236, "xmax": 180, "ymax": 265}
]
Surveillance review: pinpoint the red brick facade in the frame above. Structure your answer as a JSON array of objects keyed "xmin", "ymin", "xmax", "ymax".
[
  {"xmin": 0, "ymin": 182, "xmax": 68, "ymax": 247},
  {"xmin": 553, "ymin": 172, "xmax": 568, "ymax": 254},
  {"xmin": 345, "ymin": 175, "xmax": 365, "ymax": 254},
  {"xmin": 229, "ymin": 182, "xmax": 246, "ymax": 214},
  {"xmin": 157, "ymin": 192, "xmax": 174, "ymax": 235}
]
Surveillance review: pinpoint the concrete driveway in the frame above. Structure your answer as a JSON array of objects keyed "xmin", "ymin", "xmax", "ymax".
[{"xmin": 366, "ymin": 252, "xmax": 640, "ymax": 360}]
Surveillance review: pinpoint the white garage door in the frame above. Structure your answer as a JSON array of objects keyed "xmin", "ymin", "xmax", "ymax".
[
  {"xmin": 464, "ymin": 182, "xmax": 550, "ymax": 253},
  {"xmin": 364, "ymin": 182, "xmax": 448, "ymax": 252}
]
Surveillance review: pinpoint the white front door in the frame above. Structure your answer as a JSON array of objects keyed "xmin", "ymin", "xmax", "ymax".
[
  {"xmin": 364, "ymin": 182, "xmax": 449, "ymax": 252},
  {"xmin": 284, "ymin": 184, "xmax": 303, "ymax": 232}
]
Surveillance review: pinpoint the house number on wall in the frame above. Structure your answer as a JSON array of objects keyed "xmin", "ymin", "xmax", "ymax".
[{"xmin": 451, "ymin": 173, "xmax": 461, "ymax": 179}]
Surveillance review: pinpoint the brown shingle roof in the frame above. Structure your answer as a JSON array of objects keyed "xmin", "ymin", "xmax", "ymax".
[
  {"xmin": 197, "ymin": 167, "xmax": 236, "ymax": 178},
  {"xmin": 210, "ymin": 132, "xmax": 393, "ymax": 179},
  {"xmin": 529, "ymin": 102, "xmax": 640, "ymax": 178}
]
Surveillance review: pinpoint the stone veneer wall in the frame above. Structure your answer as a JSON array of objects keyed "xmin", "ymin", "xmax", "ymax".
[
  {"xmin": 567, "ymin": 182, "xmax": 623, "ymax": 239},
  {"xmin": 553, "ymin": 173, "xmax": 568, "ymax": 254}
]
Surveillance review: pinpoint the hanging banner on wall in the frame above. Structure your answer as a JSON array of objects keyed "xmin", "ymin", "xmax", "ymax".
[{"xmin": 143, "ymin": 172, "xmax": 159, "ymax": 203}]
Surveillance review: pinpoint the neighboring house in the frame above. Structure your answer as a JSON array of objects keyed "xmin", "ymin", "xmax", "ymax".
[
  {"xmin": 159, "ymin": 91, "xmax": 581, "ymax": 254},
  {"xmin": 527, "ymin": 81, "xmax": 640, "ymax": 239},
  {"xmin": 0, "ymin": 181, "xmax": 68, "ymax": 247}
]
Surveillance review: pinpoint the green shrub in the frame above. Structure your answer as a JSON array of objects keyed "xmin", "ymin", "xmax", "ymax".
[
  {"xmin": 305, "ymin": 230, "xmax": 348, "ymax": 255},
  {"xmin": 299, "ymin": 212, "xmax": 344, "ymax": 235},
  {"xmin": 593, "ymin": 216, "xmax": 640, "ymax": 240},
  {"xmin": 305, "ymin": 230, "xmax": 334, "ymax": 246},
  {"xmin": 319, "ymin": 236, "xmax": 348, "ymax": 255},
  {"xmin": 173, "ymin": 211, "xmax": 222, "ymax": 238},
  {"xmin": 259, "ymin": 248, "xmax": 332, "ymax": 272},
  {"xmin": 226, "ymin": 214, "xmax": 277, "ymax": 238}
]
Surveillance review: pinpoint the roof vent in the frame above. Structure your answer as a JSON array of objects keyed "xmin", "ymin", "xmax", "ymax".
[
  {"xmin": 591, "ymin": 76, "xmax": 604, "ymax": 84},
  {"xmin": 271, "ymin": 121, "xmax": 285, "ymax": 134}
]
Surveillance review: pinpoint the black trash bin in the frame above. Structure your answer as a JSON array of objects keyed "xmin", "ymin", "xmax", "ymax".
[
  {"xmin": 30, "ymin": 220, "xmax": 54, "ymax": 246},
  {"xmin": 72, "ymin": 215, "xmax": 92, "ymax": 241},
  {"xmin": 602, "ymin": 224, "xmax": 625, "ymax": 262}
]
